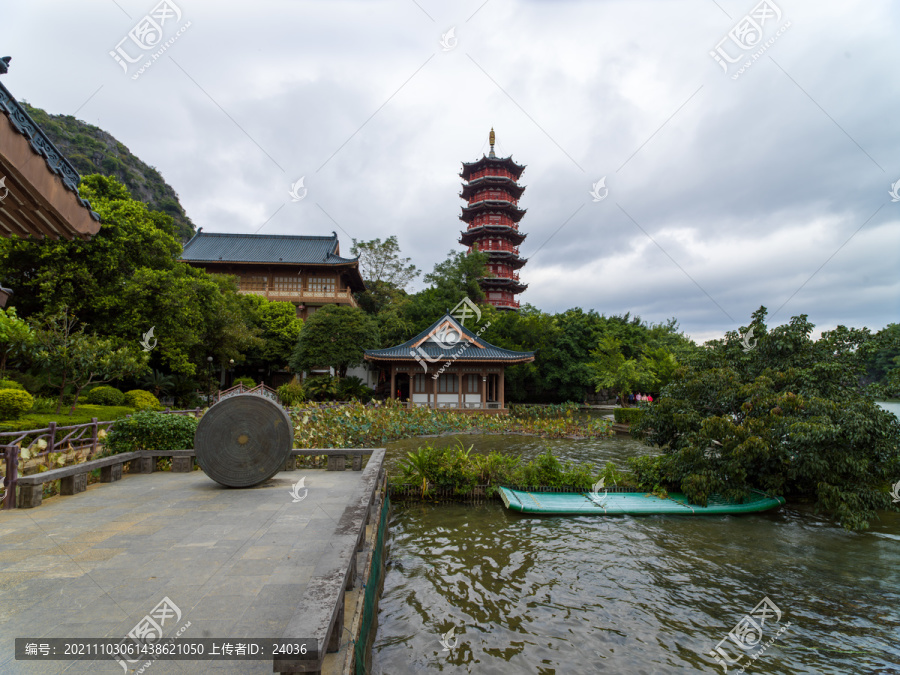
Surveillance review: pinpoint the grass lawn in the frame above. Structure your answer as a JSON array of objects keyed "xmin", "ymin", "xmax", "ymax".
[{"xmin": 0, "ymin": 405, "xmax": 137, "ymax": 432}]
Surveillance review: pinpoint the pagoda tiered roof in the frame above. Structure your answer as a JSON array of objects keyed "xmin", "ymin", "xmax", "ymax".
[
  {"xmin": 484, "ymin": 250, "xmax": 527, "ymax": 270},
  {"xmin": 460, "ymin": 154, "xmax": 525, "ymax": 181},
  {"xmin": 460, "ymin": 200, "xmax": 526, "ymax": 223},
  {"xmin": 459, "ymin": 175, "xmax": 525, "ymax": 200},
  {"xmin": 459, "ymin": 225, "xmax": 526, "ymax": 246},
  {"xmin": 481, "ymin": 276, "xmax": 528, "ymax": 294}
]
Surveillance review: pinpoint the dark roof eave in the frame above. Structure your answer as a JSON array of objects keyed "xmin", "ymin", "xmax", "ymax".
[
  {"xmin": 0, "ymin": 80, "xmax": 100, "ymax": 221},
  {"xmin": 182, "ymin": 258, "xmax": 360, "ymax": 266},
  {"xmin": 363, "ymin": 354, "xmax": 535, "ymax": 363}
]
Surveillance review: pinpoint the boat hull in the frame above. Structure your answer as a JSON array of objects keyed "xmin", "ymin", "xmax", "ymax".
[{"xmin": 498, "ymin": 488, "xmax": 785, "ymax": 516}]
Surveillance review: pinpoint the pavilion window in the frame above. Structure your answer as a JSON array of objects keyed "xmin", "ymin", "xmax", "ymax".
[
  {"xmin": 414, "ymin": 374, "xmax": 426, "ymax": 393},
  {"xmin": 308, "ymin": 277, "xmax": 336, "ymax": 294},
  {"xmin": 437, "ymin": 374, "xmax": 458, "ymax": 393},
  {"xmin": 242, "ymin": 275, "xmax": 267, "ymax": 291},
  {"xmin": 467, "ymin": 374, "xmax": 479, "ymax": 393},
  {"xmin": 272, "ymin": 276, "xmax": 301, "ymax": 293}
]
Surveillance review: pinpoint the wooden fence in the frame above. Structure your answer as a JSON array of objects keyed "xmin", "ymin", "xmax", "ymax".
[{"xmin": 0, "ymin": 408, "xmax": 201, "ymax": 510}]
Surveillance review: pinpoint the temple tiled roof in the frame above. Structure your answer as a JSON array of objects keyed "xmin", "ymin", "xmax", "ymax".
[
  {"xmin": 0, "ymin": 57, "xmax": 101, "ymax": 229},
  {"xmin": 181, "ymin": 231, "xmax": 358, "ymax": 265},
  {"xmin": 364, "ymin": 313, "xmax": 534, "ymax": 363}
]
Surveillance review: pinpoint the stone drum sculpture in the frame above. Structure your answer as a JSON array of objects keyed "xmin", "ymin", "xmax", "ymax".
[{"xmin": 194, "ymin": 394, "xmax": 293, "ymax": 487}]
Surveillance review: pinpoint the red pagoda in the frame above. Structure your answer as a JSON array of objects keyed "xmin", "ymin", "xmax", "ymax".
[{"xmin": 458, "ymin": 129, "xmax": 527, "ymax": 310}]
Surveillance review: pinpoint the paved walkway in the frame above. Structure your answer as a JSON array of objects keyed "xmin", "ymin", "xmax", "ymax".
[{"xmin": 0, "ymin": 467, "xmax": 367, "ymax": 674}]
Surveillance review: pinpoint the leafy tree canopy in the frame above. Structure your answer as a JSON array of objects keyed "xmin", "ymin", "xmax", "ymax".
[
  {"xmin": 289, "ymin": 305, "xmax": 379, "ymax": 377},
  {"xmin": 633, "ymin": 307, "xmax": 900, "ymax": 531}
]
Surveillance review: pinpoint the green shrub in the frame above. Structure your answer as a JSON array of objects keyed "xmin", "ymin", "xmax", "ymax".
[
  {"xmin": 124, "ymin": 389, "xmax": 162, "ymax": 411},
  {"xmin": 0, "ymin": 389, "xmax": 34, "ymax": 419},
  {"xmin": 104, "ymin": 411, "xmax": 199, "ymax": 455},
  {"xmin": 303, "ymin": 376, "xmax": 338, "ymax": 401},
  {"xmin": 0, "ymin": 379, "xmax": 25, "ymax": 390},
  {"xmin": 84, "ymin": 385, "xmax": 126, "ymax": 407},
  {"xmin": 614, "ymin": 407, "xmax": 644, "ymax": 425},
  {"xmin": 233, "ymin": 377, "xmax": 256, "ymax": 388},
  {"xmin": 277, "ymin": 379, "xmax": 305, "ymax": 407},
  {"xmin": 626, "ymin": 454, "xmax": 670, "ymax": 497}
]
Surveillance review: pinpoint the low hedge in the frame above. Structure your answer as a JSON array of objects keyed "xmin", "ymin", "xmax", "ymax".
[
  {"xmin": 124, "ymin": 389, "xmax": 162, "ymax": 411},
  {"xmin": 0, "ymin": 379, "xmax": 25, "ymax": 390},
  {"xmin": 233, "ymin": 377, "xmax": 256, "ymax": 388},
  {"xmin": 84, "ymin": 385, "xmax": 126, "ymax": 406},
  {"xmin": 0, "ymin": 405, "xmax": 135, "ymax": 432},
  {"xmin": 0, "ymin": 389, "xmax": 33, "ymax": 419},
  {"xmin": 104, "ymin": 410, "xmax": 199, "ymax": 454},
  {"xmin": 614, "ymin": 407, "xmax": 644, "ymax": 425}
]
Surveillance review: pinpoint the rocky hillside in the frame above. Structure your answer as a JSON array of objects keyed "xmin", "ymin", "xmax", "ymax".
[{"xmin": 20, "ymin": 102, "xmax": 195, "ymax": 242}]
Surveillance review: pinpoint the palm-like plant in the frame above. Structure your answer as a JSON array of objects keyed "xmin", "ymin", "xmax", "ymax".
[
  {"xmin": 400, "ymin": 446, "xmax": 434, "ymax": 499},
  {"xmin": 140, "ymin": 369, "xmax": 174, "ymax": 398},
  {"xmin": 337, "ymin": 376, "xmax": 371, "ymax": 401}
]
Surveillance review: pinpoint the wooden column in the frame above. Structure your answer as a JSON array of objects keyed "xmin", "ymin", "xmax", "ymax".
[
  {"xmin": 390, "ymin": 366, "xmax": 396, "ymax": 402},
  {"xmin": 500, "ymin": 370, "xmax": 505, "ymax": 410},
  {"xmin": 481, "ymin": 372, "xmax": 486, "ymax": 409},
  {"xmin": 432, "ymin": 373, "xmax": 438, "ymax": 409},
  {"xmin": 457, "ymin": 371, "xmax": 463, "ymax": 409}
]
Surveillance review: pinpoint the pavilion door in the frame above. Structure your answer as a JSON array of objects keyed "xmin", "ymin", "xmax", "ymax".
[
  {"xmin": 486, "ymin": 374, "xmax": 499, "ymax": 407},
  {"xmin": 396, "ymin": 373, "xmax": 410, "ymax": 402}
]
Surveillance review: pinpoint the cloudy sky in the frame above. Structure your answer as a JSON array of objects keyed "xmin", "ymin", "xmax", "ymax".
[{"xmin": 3, "ymin": 0, "xmax": 898, "ymax": 342}]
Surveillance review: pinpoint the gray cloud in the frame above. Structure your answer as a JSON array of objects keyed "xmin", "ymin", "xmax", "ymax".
[{"xmin": 3, "ymin": 0, "xmax": 897, "ymax": 343}]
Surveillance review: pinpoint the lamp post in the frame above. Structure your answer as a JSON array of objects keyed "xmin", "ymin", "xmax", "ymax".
[
  {"xmin": 206, "ymin": 356, "xmax": 214, "ymax": 406},
  {"xmin": 229, "ymin": 358, "xmax": 234, "ymax": 388}
]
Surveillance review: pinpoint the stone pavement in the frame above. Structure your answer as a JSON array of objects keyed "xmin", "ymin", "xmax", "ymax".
[{"xmin": 0, "ymin": 467, "xmax": 369, "ymax": 674}]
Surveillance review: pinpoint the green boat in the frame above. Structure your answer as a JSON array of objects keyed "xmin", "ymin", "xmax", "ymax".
[{"xmin": 498, "ymin": 487, "xmax": 785, "ymax": 516}]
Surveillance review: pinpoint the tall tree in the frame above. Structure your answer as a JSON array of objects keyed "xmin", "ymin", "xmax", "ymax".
[
  {"xmin": 289, "ymin": 305, "xmax": 379, "ymax": 377},
  {"xmin": 351, "ymin": 236, "xmax": 420, "ymax": 289}
]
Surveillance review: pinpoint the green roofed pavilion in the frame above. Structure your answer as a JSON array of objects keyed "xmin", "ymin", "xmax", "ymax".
[{"xmin": 364, "ymin": 311, "xmax": 534, "ymax": 412}]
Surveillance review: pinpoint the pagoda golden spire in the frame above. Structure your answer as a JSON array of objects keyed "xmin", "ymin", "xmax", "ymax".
[{"xmin": 488, "ymin": 127, "xmax": 496, "ymax": 157}]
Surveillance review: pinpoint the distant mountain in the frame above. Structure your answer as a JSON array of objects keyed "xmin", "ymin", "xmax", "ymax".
[{"xmin": 20, "ymin": 102, "xmax": 195, "ymax": 242}]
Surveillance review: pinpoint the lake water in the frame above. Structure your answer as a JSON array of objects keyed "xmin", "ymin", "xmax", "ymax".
[
  {"xmin": 373, "ymin": 432, "xmax": 900, "ymax": 674},
  {"xmin": 878, "ymin": 400, "xmax": 900, "ymax": 418}
]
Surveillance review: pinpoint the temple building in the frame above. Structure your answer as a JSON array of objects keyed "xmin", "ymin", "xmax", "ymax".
[
  {"xmin": 180, "ymin": 230, "xmax": 365, "ymax": 320},
  {"xmin": 458, "ymin": 129, "xmax": 528, "ymax": 310},
  {"xmin": 0, "ymin": 56, "xmax": 101, "ymax": 307},
  {"xmin": 364, "ymin": 312, "xmax": 534, "ymax": 412}
]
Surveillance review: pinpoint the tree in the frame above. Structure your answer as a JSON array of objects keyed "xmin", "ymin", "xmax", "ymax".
[
  {"xmin": 0, "ymin": 175, "xmax": 181, "ymax": 326},
  {"xmin": 864, "ymin": 323, "xmax": 900, "ymax": 398},
  {"xmin": 116, "ymin": 266, "xmax": 261, "ymax": 377},
  {"xmin": 589, "ymin": 335, "xmax": 655, "ymax": 404},
  {"xmin": 31, "ymin": 309, "xmax": 149, "ymax": 414},
  {"xmin": 351, "ymin": 236, "xmax": 420, "ymax": 290},
  {"xmin": 0, "ymin": 307, "xmax": 34, "ymax": 379},
  {"xmin": 633, "ymin": 307, "xmax": 900, "ymax": 531},
  {"xmin": 289, "ymin": 305, "xmax": 380, "ymax": 377},
  {"xmin": 423, "ymin": 249, "xmax": 488, "ymax": 304},
  {"xmin": 253, "ymin": 300, "xmax": 304, "ymax": 367},
  {"xmin": 0, "ymin": 175, "xmax": 262, "ymax": 380}
]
